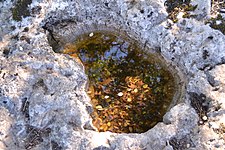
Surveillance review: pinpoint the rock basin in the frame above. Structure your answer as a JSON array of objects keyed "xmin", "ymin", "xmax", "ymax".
[
  {"xmin": 61, "ymin": 31, "xmax": 183, "ymax": 133},
  {"xmin": 0, "ymin": 0, "xmax": 225, "ymax": 149}
]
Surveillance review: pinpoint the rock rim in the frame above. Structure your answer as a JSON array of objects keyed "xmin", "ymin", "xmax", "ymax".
[{"xmin": 0, "ymin": 0, "xmax": 225, "ymax": 149}]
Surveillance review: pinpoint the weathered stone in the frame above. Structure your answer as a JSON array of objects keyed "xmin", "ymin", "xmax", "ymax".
[
  {"xmin": 190, "ymin": 0, "xmax": 211, "ymax": 19},
  {"xmin": 0, "ymin": 0, "xmax": 225, "ymax": 149}
]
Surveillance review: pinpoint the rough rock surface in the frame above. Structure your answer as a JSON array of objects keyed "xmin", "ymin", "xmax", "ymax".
[{"xmin": 0, "ymin": 0, "xmax": 225, "ymax": 150}]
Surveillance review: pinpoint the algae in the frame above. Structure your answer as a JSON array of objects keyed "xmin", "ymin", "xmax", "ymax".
[
  {"xmin": 12, "ymin": 0, "xmax": 32, "ymax": 21},
  {"xmin": 207, "ymin": 14, "xmax": 225, "ymax": 35},
  {"xmin": 165, "ymin": 0, "xmax": 197, "ymax": 22}
]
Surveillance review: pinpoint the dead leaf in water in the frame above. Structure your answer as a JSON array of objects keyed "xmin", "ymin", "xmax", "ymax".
[
  {"xmin": 129, "ymin": 127, "xmax": 133, "ymax": 132},
  {"xmin": 99, "ymin": 78, "xmax": 113, "ymax": 85},
  {"xmin": 128, "ymin": 83, "xmax": 136, "ymax": 89},
  {"xmin": 127, "ymin": 98, "xmax": 132, "ymax": 102},
  {"xmin": 143, "ymin": 84, "xmax": 148, "ymax": 89},
  {"xmin": 133, "ymin": 88, "xmax": 138, "ymax": 93},
  {"xmin": 137, "ymin": 80, "xmax": 144, "ymax": 86},
  {"xmin": 87, "ymin": 85, "xmax": 95, "ymax": 98},
  {"xmin": 93, "ymin": 118, "xmax": 103, "ymax": 129},
  {"xmin": 96, "ymin": 105, "xmax": 104, "ymax": 110},
  {"xmin": 95, "ymin": 91, "xmax": 102, "ymax": 95},
  {"xmin": 100, "ymin": 124, "xmax": 108, "ymax": 131},
  {"xmin": 107, "ymin": 122, "xmax": 111, "ymax": 126}
]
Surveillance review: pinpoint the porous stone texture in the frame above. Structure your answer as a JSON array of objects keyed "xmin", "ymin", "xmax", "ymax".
[
  {"xmin": 0, "ymin": 0, "xmax": 225, "ymax": 150},
  {"xmin": 190, "ymin": 0, "xmax": 211, "ymax": 19}
]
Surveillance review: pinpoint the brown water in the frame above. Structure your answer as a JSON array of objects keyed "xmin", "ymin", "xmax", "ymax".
[{"xmin": 63, "ymin": 31, "xmax": 176, "ymax": 133}]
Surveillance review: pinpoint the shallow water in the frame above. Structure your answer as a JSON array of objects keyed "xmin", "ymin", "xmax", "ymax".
[{"xmin": 63, "ymin": 31, "xmax": 176, "ymax": 133}]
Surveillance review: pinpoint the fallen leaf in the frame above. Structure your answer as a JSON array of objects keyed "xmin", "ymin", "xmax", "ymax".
[
  {"xmin": 137, "ymin": 80, "xmax": 144, "ymax": 86},
  {"xmin": 128, "ymin": 83, "xmax": 136, "ymax": 89},
  {"xmin": 96, "ymin": 105, "xmax": 104, "ymax": 110},
  {"xmin": 99, "ymin": 78, "xmax": 113, "ymax": 85},
  {"xmin": 107, "ymin": 122, "xmax": 111, "ymax": 126},
  {"xmin": 143, "ymin": 84, "xmax": 148, "ymax": 89},
  {"xmin": 127, "ymin": 88, "xmax": 132, "ymax": 91},
  {"xmin": 87, "ymin": 85, "xmax": 95, "ymax": 98},
  {"xmin": 127, "ymin": 98, "xmax": 132, "ymax": 102},
  {"xmin": 93, "ymin": 118, "xmax": 102, "ymax": 128},
  {"xmin": 100, "ymin": 124, "xmax": 108, "ymax": 131},
  {"xmin": 129, "ymin": 127, "xmax": 133, "ymax": 132}
]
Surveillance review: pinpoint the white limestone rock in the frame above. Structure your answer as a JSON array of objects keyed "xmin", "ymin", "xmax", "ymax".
[
  {"xmin": 191, "ymin": 0, "xmax": 211, "ymax": 19},
  {"xmin": 0, "ymin": 0, "xmax": 225, "ymax": 149}
]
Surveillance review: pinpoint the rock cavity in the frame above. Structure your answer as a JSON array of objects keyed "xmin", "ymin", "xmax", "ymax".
[{"xmin": 62, "ymin": 31, "xmax": 179, "ymax": 133}]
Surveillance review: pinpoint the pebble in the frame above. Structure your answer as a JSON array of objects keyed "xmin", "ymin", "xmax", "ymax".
[
  {"xmin": 89, "ymin": 32, "xmax": 94, "ymax": 37},
  {"xmin": 117, "ymin": 92, "xmax": 123, "ymax": 97},
  {"xmin": 187, "ymin": 143, "xmax": 190, "ymax": 148},
  {"xmin": 104, "ymin": 95, "xmax": 109, "ymax": 99},
  {"xmin": 199, "ymin": 120, "xmax": 204, "ymax": 124},
  {"xmin": 202, "ymin": 116, "xmax": 208, "ymax": 121},
  {"xmin": 19, "ymin": 46, "xmax": 23, "ymax": 51}
]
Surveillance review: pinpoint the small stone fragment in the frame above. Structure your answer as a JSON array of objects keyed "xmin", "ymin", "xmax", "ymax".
[
  {"xmin": 19, "ymin": 47, "xmax": 23, "ymax": 51},
  {"xmin": 104, "ymin": 95, "xmax": 109, "ymax": 99},
  {"xmin": 143, "ymin": 84, "xmax": 148, "ymax": 89},
  {"xmin": 89, "ymin": 32, "xmax": 94, "ymax": 37},
  {"xmin": 117, "ymin": 92, "xmax": 123, "ymax": 97},
  {"xmin": 202, "ymin": 116, "xmax": 208, "ymax": 121}
]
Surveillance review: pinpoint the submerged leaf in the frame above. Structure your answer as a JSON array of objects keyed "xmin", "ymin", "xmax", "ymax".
[
  {"xmin": 143, "ymin": 84, "xmax": 148, "ymax": 89},
  {"xmin": 99, "ymin": 78, "xmax": 113, "ymax": 85},
  {"xmin": 96, "ymin": 105, "xmax": 104, "ymax": 110},
  {"xmin": 129, "ymin": 127, "xmax": 133, "ymax": 132},
  {"xmin": 64, "ymin": 31, "xmax": 176, "ymax": 133}
]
